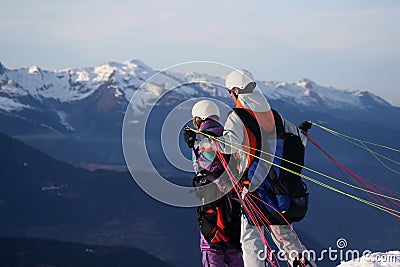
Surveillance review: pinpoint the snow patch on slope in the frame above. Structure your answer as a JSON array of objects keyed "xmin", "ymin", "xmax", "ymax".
[
  {"xmin": 257, "ymin": 78, "xmax": 389, "ymax": 109},
  {"xmin": 0, "ymin": 96, "xmax": 31, "ymax": 111},
  {"xmin": 56, "ymin": 111, "xmax": 75, "ymax": 131}
]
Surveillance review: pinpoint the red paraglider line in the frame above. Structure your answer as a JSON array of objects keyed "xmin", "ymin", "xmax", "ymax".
[
  {"xmin": 306, "ymin": 134, "xmax": 400, "ymax": 210},
  {"xmin": 215, "ymin": 146, "xmax": 306, "ymax": 267}
]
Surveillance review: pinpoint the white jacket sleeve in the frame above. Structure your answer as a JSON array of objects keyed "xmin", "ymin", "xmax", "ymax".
[
  {"xmin": 220, "ymin": 112, "xmax": 245, "ymax": 154},
  {"xmin": 198, "ymin": 111, "xmax": 245, "ymax": 154}
]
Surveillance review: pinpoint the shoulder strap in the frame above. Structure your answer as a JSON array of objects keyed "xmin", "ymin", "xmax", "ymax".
[
  {"xmin": 271, "ymin": 109, "xmax": 285, "ymax": 135},
  {"xmin": 233, "ymin": 108, "xmax": 286, "ymax": 139},
  {"xmin": 232, "ymin": 108, "xmax": 261, "ymax": 150}
]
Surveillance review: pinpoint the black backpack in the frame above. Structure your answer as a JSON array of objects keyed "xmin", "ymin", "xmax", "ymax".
[
  {"xmin": 233, "ymin": 108, "xmax": 309, "ymax": 224},
  {"xmin": 192, "ymin": 127, "xmax": 242, "ymax": 250},
  {"xmin": 196, "ymin": 182, "xmax": 242, "ymax": 251}
]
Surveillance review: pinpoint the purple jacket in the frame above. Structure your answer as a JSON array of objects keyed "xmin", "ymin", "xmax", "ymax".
[{"xmin": 192, "ymin": 119, "xmax": 224, "ymax": 177}]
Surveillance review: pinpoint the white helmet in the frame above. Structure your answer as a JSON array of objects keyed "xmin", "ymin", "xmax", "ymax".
[
  {"xmin": 225, "ymin": 69, "xmax": 255, "ymax": 90},
  {"xmin": 191, "ymin": 100, "xmax": 220, "ymax": 120}
]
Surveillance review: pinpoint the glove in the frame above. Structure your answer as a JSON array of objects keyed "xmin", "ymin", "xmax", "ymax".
[
  {"xmin": 183, "ymin": 128, "xmax": 196, "ymax": 148},
  {"xmin": 298, "ymin": 121, "xmax": 312, "ymax": 133}
]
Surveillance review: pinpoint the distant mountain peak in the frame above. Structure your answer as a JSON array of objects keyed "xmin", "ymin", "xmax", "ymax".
[
  {"xmin": 94, "ymin": 64, "xmax": 117, "ymax": 81},
  {"xmin": 297, "ymin": 78, "xmax": 315, "ymax": 89},
  {"xmin": 0, "ymin": 61, "xmax": 6, "ymax": 75},
  {"xmin": 122, "ymin": 59, "xmax": 148, "ymax": 67},
  {"xmin": 28, "ymin": 65, "xmax": 42, "ymax": 75}
]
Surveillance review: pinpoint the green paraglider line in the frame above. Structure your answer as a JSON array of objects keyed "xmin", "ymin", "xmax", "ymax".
[{"xmin": 187, "ymin": 127, "xmax": 400, "ymax": 219}]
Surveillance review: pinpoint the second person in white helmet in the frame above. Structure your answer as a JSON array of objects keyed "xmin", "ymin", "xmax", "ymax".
[{"xmin": 199, "ymin": 69, "xmax": 316, "ymax": 267}]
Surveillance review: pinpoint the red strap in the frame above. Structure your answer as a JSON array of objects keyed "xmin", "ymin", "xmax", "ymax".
[{"xmin": 210, "ymin": 207, "xmax": 229, "ymax": 243}]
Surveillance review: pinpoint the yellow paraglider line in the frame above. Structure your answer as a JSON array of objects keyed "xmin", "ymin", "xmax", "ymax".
[
  {"xmin": 311, "ymin": 122, "xmax": 400, "ymax": 153},
  {"xmin": 187, "ymin": 127, "xmax": 400, "ymax": 219},
  {"xmin": 311, "ymin": 122, "xmax": 400, "ymax": 176},
  {"xmin": 187, "ymin": 127, "xmax": 400, "ymax": 203}
]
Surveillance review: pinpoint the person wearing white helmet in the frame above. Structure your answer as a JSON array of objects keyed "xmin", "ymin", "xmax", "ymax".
[
  {"xmin": 199, "ymin": 70, "xmax": 316, "ymax": 267},
  {"xmin": 191, "ymin": 99, "xmax": 220, "ymax": 128},
  {"xmin": 183, "ymin": 100, "xmax": 244, "ymax": 267}
]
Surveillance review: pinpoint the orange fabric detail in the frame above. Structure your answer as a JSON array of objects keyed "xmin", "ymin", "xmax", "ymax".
[
  {"xmin": 212, "ymin": 231, "xmax": 229, "ymax": 243},
  {"xmin": 208, "ymin": 206, "xmax": 230, "ymax": 243},
  {"xmin": 236, "ymin": 98, "xmax": 275, "ymax": 132},
  {"xmin": 205, "ymin": 209, "xmax": 214, "ymax": 214},
  {"xmin": 213, "ymin": 206, "xmax": 229, "ymax": 243},
  {"xmin": 254, "ymin": 110, "xmax": 275, "ymax": 132},
  {"xmin": 216, "ymin": 207, "xmax": 225, "ymax": 231},
  {"xmin": 243, "ymin": 124, "xmax": 258, "ymax": 169},
  {"xmin": 234, "ymin": 103, "xmax": 275, "ymax": 169},
  {"xmin": 235, "ymin": 99, "xmax": 244, "ymax": 108},
  {"xmin": 234, "ymin": 100, "xmax": 259, "ymax": 169}
]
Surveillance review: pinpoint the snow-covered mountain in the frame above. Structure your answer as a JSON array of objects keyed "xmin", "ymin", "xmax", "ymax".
[
  {"xmin": 0, "ymin": 59, "xmax": 399, "ymax": 165},
  {"xmin": 0, "ymin": 60, "xmax": 393, "ymax": 114},
  {"xmin": 0, "ymin": 60, "xmax": 153, "ymax": 106},
  {"xmin": 259, "ymin": 79, "xmax": 391, "ymax": 109},
  {"xmin": 1, "ymin": 60, "xmax": 399, "ymax": 266}
]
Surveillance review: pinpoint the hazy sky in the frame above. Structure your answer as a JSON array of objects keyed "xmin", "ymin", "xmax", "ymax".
[{"xmin": 1, "ymin": 0, "xmax": 399, "ymax": 105}]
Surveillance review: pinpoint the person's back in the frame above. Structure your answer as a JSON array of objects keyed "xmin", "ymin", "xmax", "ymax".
[
  {"xmin": 183, "ymin": 99, "xmax": 244, "ymax": 267},
  {"xmin": 200, "ymin": 70, "xmax": 316, "ymax": 267}
]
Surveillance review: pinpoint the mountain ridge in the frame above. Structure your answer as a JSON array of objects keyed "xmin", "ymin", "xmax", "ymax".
[
  {"xmin": 1, "ymin": 59, "xmax": 399, "ymax": 167},
  {"xmin": 0, "ymin": 60, "xmax": 394, "ymax": 111}
]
